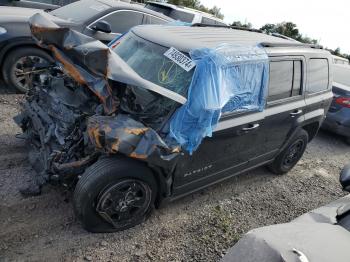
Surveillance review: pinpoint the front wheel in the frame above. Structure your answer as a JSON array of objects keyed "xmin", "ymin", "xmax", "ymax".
[
  {"xmin": 268, "ymin": 129, "xmax": 308, "ymax": 175},
  {"xmin": 73, "ymin": 157, "xmax": 157, "ymax": 233}
]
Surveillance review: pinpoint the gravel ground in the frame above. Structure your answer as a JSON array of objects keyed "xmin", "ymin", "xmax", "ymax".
[{"xmin": 1, "ymin": 87, "xmax": 349, "ymax": 262}]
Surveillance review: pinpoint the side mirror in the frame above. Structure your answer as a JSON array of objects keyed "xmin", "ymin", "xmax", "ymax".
[
  {"xmin": 91, "ymin": 20, "xmax": 111, "ymax": 33},
  {"xmin": 340, "ymin": 163, "xmax": 350, "ymax": 192}
]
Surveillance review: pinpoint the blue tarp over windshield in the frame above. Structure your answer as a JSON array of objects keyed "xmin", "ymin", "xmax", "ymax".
[{"xmin": 167, "ymin": 44, "xmax": 269, "ymax": 154}]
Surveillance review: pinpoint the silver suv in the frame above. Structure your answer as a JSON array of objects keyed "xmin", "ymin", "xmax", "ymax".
[{"xmin": 145, "ymin": 1, "xmax": 227, "ymax": 25}]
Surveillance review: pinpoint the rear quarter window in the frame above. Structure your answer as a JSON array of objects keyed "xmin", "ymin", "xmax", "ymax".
[
  {"xmin": 201, "ymin": 17, "xmax": 216, "ymax": 25},
  {"xmin": 144, "ymin": 15, "xmax": 167, "ymax": 25},
  {"xmin": 307, "ymin": 58, "xmax": 329, "ymax": 94}
]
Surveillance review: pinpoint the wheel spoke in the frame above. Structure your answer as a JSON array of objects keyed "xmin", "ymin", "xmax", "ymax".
[
  {"xmin": 128, "ymin": 197, "xmax": 144, "ymax": 208},
  {"xmin": 15, "ymin": 76, "xmax": 25, "ymax": 83}
]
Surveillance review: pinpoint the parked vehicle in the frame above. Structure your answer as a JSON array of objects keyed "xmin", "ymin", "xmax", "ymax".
[
  {"xmin": 145, "ymin": 1, "xmax": 227, "ymax": 25},
  {"xmin": 222, "ymin": 164, "xmax": 350, "ymax": 262},
  {"xmin": 0, "ymin": 0, "xmax": 173, "ymax": 92},
  {"xmin": 15, "ymin": 17, "xmax": 333, "ymax": 232},
  {"xmin": 0, "ymin": 0, "xmax": 60, "ymax": 11},
  {"xmin": 333, "ymin": 55, "xmax": 350, "ymax": 65},
  {"xmin": 322, "ymin": 59, "xmax": 350, "ymax": 144}
]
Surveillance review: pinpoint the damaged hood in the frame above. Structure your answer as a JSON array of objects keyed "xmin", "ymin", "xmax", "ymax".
[
  {"xmin": 222, "ymin": 195, "xmax": 350, "ymax": 262},
  {"xmin": 28, "ymin": 12, "xmax": 186, "ymax": 112}
]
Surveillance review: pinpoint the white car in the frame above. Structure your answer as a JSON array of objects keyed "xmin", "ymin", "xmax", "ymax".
[{"xmin": 145, "ymin": 1, "xmax": 227, "ymax": 25}]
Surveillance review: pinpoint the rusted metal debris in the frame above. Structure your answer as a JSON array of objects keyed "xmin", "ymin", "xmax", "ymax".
[{"xmin": 14, "ymin": 14, "xmax": 181, "ymax": 194}]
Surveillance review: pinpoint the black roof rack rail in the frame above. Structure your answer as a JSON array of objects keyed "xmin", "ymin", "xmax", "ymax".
[
  {"xmin": 191, "ymin": 23, "xmax": 263, "ymax": 33},
  {"xmin": 260, "ymin": 42, "xmax": 323, "ymax": 49}
]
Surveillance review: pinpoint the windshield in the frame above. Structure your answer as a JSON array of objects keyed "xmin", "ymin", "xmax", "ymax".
[
  {"xmin": 50, "ymin": 0, "xmax": 109, "ymax": 23},
  {"xmin": 111, "ymin": 33, "xmax": 194, "ymax": 97}
]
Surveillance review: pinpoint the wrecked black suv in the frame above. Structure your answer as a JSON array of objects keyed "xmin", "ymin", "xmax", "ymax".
[{"xmin": 15, "ymin": 14, "xmax": 333, "ymax": 232}]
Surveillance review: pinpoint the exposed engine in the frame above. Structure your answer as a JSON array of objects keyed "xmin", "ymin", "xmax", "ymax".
[{"xmin": 15, "ymin": 68, "xmax": 102, "ymax": 192}]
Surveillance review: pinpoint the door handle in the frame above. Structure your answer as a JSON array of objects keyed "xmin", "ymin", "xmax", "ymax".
[
  {"xmin": 242, "ymin": 123, "xmax": 260, "ymax": 131},
  {"xmin": 290, "ymin": 110, "xmax": 303, "ymax": 117}
]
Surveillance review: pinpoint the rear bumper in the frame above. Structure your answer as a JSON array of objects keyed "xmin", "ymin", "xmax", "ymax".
[{"xmin": 322, "ymin": 107, "xmax": 350, "ymax": 137}]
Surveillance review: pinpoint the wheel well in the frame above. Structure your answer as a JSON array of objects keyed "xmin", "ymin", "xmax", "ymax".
[
  {"xmin": 0, "ymin": 43, "xmax": 51, "ymax": 75},
  {"xmin": 302, "ymin": 122, "xmax": 320, "ymax": 142}
]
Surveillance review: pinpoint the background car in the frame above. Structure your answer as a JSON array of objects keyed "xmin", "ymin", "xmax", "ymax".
[
  {"xmin": 0, "ymin": 0, "xmax": 173, "ymax": 92},
  {"xmin": 145, "ymin": 1, "xmax": 227, "ymax": 25},
  {"xmin": 322, "ymin": 55, "xmax": 350, "ymax": 144}
]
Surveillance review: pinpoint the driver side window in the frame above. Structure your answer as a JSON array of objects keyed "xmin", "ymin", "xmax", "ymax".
[{"xmin": 94, "ymin": 10, "xmax": 144, "ymax": 34}]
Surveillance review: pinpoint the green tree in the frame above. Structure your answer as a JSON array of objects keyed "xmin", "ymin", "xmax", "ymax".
[
  {"xmin": 231, "ymin": 21, "xmax": 252, "ymax": 28},
  {"xmin": 334, "ymin": 47, "xmax": 341, "ymax": 56},
  {"xmin": 260, "ymin": 23, "xmax": 277, "ymax": 34},
  {"xmin": 260, "ymin": 22, "xmax": 318, "ymax": 44}
]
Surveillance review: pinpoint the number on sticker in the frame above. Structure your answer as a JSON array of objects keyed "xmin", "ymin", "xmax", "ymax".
[{"xmin": 164, "ymin": 47, "xmax": 195, "ymax": 72}]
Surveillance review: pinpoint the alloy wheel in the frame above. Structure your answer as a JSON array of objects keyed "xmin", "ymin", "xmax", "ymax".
[{"xmin": 96, "ymin": 179, "xmax": 152, "ymax": 229}]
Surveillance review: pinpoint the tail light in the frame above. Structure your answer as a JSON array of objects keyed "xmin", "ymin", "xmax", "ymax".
[{"xmin": 335, "ymin": 97, "xmax": 350, "ymax": 108}]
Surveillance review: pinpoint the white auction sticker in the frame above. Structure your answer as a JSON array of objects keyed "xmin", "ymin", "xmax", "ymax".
[{"xmin": 164, "ymin": 47, "xmax": 195, "ymax": 72}]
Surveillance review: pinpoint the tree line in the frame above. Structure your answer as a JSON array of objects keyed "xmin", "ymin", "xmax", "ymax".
[
  {"xmin": 233, "ymin": 21, "xmax": 349, "ymax": 61},
  {"xmin": 139, "ymin": 0, "xmax": 349, "ymax": 61}
]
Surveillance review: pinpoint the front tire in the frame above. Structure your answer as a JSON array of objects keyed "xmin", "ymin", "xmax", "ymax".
[
  {"xmin": 73, "ymin": 157, "xmax": 157, "ymax": 233},
  {"xmin": 2, "ymin": 47, "xmax": 53, "ymax": 93},
  {"xmin": 268, "ymin": 129, "xmax": 308, "ymax": 175}
]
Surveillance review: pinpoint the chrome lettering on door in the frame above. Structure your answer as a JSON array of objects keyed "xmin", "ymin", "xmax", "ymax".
[{"xmin": 184, "ymin": 164, "xmax": 213, "ymax": 177}]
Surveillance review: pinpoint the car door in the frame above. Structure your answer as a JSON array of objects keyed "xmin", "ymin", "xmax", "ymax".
[
  {"xmin": 172, "ymin": 110, "xmax": 265, "ymax": 197},
  {"xmin": 249, "ymin": 57, "xmax": 307, "ymax": 167},
  {"xmin": 85, "ymin": 10, "xmax": 144, "ymax": 43}
]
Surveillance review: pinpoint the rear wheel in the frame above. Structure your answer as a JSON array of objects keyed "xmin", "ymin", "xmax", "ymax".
[
  {"xmin": 268, "ymin": 129, "xmax": 308, "ymax": 175},
  {"xmin": 73, "ymin": 157, "xmax": 157, "ymax": 233},
  {"xmin": 2, "ymin": 47, "xmax": 53, "ymax": 93}
]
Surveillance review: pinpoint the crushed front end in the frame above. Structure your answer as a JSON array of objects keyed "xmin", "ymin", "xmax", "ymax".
[
  {"xmin": 14, "ymin": 14, "xmax": 184, "ymax": 194},
  {"xmin": 15, "ymin": 70, "xmax": 101, "ymax": 193}
]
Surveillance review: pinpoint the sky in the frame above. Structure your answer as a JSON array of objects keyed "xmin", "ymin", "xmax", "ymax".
[{"xmin": 200, "ymin": 0, "xmax": 350, "ymax": 54}]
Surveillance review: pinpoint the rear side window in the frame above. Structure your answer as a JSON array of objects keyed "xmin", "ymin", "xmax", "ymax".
[
  {"xmin": 170, "ymin": 10, "xmax": 194, "ymax": 23},
  {"xmin": 201, "ymin": 17, "xmax": 226, "ymax": 26},
  {"xmin": 143, "ymin": 14, "xmax": 168, "ymax": 25},
  {"xmin": 95, "ymin": 11, "xmax": 144, "ymax": 34},
  {"xmin": 307, "ymin": 58, "xmax": 329, "ymax": 93},
  {"xmin": 201, "ymin": 17, "xmax": 216, "ymax": 25},
  {"xmin": 268, "ymin": 60, "xmax": 302, "ymax": 102}
]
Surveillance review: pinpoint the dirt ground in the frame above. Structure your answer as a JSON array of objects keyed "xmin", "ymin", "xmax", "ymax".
[{"xmin": 1, "ymin": 86, "xmax": 350, "ymax": 262}]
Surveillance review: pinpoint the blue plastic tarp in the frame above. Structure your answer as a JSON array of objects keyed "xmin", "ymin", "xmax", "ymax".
[{"xmin": 168, "ymin": 44, "xmax": 269, "ymax": 154}]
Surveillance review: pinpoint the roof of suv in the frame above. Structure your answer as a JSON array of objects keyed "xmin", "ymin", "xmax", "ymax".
[{"xmin": 131, "ymin": 25, "xmax": 325, "ymax": 53}]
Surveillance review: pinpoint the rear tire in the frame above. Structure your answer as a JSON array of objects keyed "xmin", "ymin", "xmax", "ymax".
[
  {"xmin": 268, "ymin": 129, "xmax": 308, "ymax": 175},
  {"xmin": 2, "ymin": 47, "xmax": 53, "ymax": 93},
  {"xmin": 73, "ymin": 157, "xmax": 157, "ymax": 233}
]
